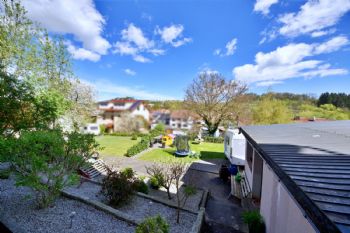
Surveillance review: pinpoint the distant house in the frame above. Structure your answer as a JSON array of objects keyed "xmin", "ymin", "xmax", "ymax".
[
  {"xmin": 239, "ymin": 121, "xmax": 350, "ymax": 233},
  {"xmin": 151, "ymin": 109, "xmax": 199, "ymax": 131},
  {"xmin": 96, "ymin": 98, "xmax": 150, "ymax": 132}
]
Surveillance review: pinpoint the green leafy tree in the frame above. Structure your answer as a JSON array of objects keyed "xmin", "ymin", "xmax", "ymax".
[
  {"xmin": 0, "ymin": 129, "xmax": 99, "ymax": 208},
  {"xmin": 0, "ymin": 0, "xmax": 95, "ymax": 128},
  {"xmin": 253, "ymin": 94, "xmax": 292, "ymax": 125}
]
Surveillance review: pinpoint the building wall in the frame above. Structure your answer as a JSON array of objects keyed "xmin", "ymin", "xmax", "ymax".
[
  {"xmin": 130, "ymin": 103, "xmax": 150, "ymax": 121},
  {"xmin": 260, "ymin": 162, "xmax": 316, "ymax": 233}
]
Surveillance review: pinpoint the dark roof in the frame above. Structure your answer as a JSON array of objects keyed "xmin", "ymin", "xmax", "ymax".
[{"xmin": 240, "ymin": 121, "xmax": 350, "ymax": 233}]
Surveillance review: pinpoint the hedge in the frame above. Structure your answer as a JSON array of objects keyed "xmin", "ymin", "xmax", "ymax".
[
  {"xmin": 203, "ymin": 136, "xmax": 224, "ymax": 143},
  {"xmin": 105, "ymin": 132, "xmax": 148, "ymax": 137},
  {"xmin": 126, "ymin": 136, "xmax": 150, "ymax": 157}
]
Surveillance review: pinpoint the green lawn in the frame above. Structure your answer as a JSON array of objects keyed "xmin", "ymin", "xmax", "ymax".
[
  {"xmin": 95, "ymin": 135, "xmax": 141, "ymax": 157},
  {"xmin": 138, "ymin": 142, "xmax": 224, "ymax": 163}
]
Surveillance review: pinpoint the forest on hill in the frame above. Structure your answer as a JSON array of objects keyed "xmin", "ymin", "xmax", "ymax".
[{"xmin": 148, "ymin": 92, "xmax": 350, "ymax": 126}]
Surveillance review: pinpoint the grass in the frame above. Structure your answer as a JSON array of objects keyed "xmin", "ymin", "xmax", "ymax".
[
  {"xmin": 95, "ymin": 135, "xmax": 141, "ymax": 157},
  {"xmin": 138, "ymin": 142, "xmax": 224, "ymax": 163}
]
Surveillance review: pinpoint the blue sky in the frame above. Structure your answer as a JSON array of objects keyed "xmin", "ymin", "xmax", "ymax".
[{"xmin": 23, "ymin": 0, "xmax": 350, "ymax": 100}]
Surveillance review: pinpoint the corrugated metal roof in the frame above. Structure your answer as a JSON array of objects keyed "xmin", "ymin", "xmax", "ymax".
[{"xmin": 240, "ymin": 120, "xmax": 350, "ymax": 233}]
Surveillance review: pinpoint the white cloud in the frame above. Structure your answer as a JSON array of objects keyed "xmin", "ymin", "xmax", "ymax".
[
  {"xmin": 278, "ymin": 0, "xmax": 350, "ymax": 37},
  {"xmin": 82, "ymin": 79, "xmax": 177, "ymax": 101},
  {"xmin": 121, "ymin": 23, "xmax": 154, "ymax": 49},
  {"xmin": 133, "ymin": 55, "xmax": 151, "ymax": 63},
  {"xmin": 254, "ymin": 0, "xmax": 279, "ymax": 15},
  {"xmin": 214, "ymin": 38, "xmax": 238, "ymax": 57},
  {"xmin": 113, "ymin": 23, "xmax": 191, "ymax": 62},
  {"xmin": 233, "ymin": 36, "xmax": 349, "ymax": 85},
  {"xmin": 124, "ymin": 69, "xmax": 136, "ymax": 76},
  {"xmin": 314, "ymin": 36, "xmax": 349, "ymax": 54},
  {"xmin": 23, "ymin": 0, "xmax": 110, "ymax": 55},
  {"xmin": 156, "ymin": 24, "xmax": 192, "ymax": 47},
  {"xmin": 113, "ymin": 24, "xmax": 159, "ymax": 62},
  {"xmin": 66, "ymin": 41, "xmax": 100, "ymax": 62},
  {"xmin": 256, "ymin": 80, "xmax": 283, "ymax": 86},
  {"xmin": 311, "ymin": 28, "xmax": 336, "ymax": 38}
]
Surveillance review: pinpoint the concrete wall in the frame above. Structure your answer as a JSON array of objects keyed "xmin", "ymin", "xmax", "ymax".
[{"xmin": 260, "ymin": 162, "xmax": 317, "ymax": 233}]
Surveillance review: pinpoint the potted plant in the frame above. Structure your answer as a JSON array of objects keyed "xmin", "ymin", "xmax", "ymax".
[{"xmin": 242, "ymin": 211, "xmax": 265, "ymax": 233}]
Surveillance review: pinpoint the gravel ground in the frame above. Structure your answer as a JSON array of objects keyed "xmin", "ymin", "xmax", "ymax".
[
  {"xmin": 0, "ymin": 177, "xmax": 135, "ymax": 233},
  {"xmin": 65, "ymin": 181, "xmax": 197, "ymax": 233}
]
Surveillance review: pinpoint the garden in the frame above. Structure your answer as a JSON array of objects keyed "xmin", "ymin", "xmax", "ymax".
[
  {"xmin": 138, "ymin": 142, "xmax": 225, "ymax": 163},
  {"xmin": 95, "ymin": 135, "xmax": 141, "ymax": 157}
]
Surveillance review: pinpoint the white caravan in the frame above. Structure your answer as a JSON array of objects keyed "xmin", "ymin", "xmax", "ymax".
[
  {"xmin": 81, "ymin": 124, "xmax": 100, "ymax": 135},
  {"xmin": 224, "ymin": 128, "xmax": 246, "ymax": 165}
]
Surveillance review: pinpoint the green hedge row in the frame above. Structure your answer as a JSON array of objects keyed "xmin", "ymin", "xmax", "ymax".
[
  {"xmin": 203, "ymin": 136, "xmax": 224, "ymax": 143},
  {"xmin": 126, "ymin": 136, "xmax": 150, "ymax": 157},
  {"xmin": 105, "ymin": 132, "xmax": 148, "ymax": 137}
]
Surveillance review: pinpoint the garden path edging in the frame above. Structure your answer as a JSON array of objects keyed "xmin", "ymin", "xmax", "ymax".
[{"xmin": 190, "ymin": 207, "xmax": 205, "ymax": 233}]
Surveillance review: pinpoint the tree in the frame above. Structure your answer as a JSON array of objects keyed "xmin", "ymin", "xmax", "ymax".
[
  {"xmin": 170, "ymin": 162, "xmax": 196, "ymax": 224},
  {"xmin": 0, "ymin": 129, "xmax": 99, "ymax": 208},
  {"xmin": 0, "ymin": 0, "xmax": 96, "ymax": 128},
  {"xmin": 184, "ymin": 72, "xmax": 247, "ymax": 135},
  {"xmin": 146, "ymin": 163, "xmax": 174, "ymax": 200},
  {"xmin": 0, "ymin": 68, "xmax": 63, "ymax": 135},
  {"xmin": 252, "ymin": 94, "xmax": 292, "ymax": 125}
]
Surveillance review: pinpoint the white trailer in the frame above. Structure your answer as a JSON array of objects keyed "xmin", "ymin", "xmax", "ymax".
[
  {"xmin": 224, "ymin": 128, "xmax": 246, "ymax": 165},
  {"xmin": 81, "ymin": 123, "xmax": 100, "ymax": 135}
]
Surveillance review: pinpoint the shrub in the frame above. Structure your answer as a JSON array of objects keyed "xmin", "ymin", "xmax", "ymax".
[
  {"xmin": 121, "ymin": 167, "xmax": 135, "ymax": 179},
  {"xmin": 203, "ymin": 136, "xmax": 224, "ymax": 143},
  {"xmin": 150, "ymin": 123, "xmax": 165, "ymax": 138},
  {"xmin": 131, "ymin": 134, "xmax": 138, "ymax": 140},
  {"xmin": 242, "ymin": 211, "xmax": 265, "ymax": 233},
  {"xmin": 5, "ymin": 129, "xmax": 99, "ymax": 208},
  {"xmin": 135, "ymin": 215, "xmax": 169, "ymax": 233},
  {"xmin": 99, "ymin": 124, "xmax": 106, "ymax": 134},
  {"xmin": 126, "ymin": 136, "xmax": 150, "ymax": 157},
  {"xmin": 101, "ymin": 168, "xmax": 136, "ymax": 207},
  {"xmin": 149, "ymin": 176, "xmax": 160, "ymax": 189},
  {"xmin": 107, "ymin": 132, "xmax": 147, "ymax": 137},
  {"xmin": 134, "ymin": 179, "xmax": 149, "ymax": 194},
  {"xmin": 0, "ymin": 169, "xmax": 10, "ymax": 179}
]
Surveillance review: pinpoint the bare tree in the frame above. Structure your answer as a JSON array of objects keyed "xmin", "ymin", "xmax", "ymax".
[
  {"xmin": 171, "ymin": 162, "xmax": 196, "ymax": 224},
  {"xmin": 146, "ymin": 163, "xmax": 174, "ymax": 200},
  {"xmin": 184, "ymin": 72, "xmax": 247, "ymax": 135}
]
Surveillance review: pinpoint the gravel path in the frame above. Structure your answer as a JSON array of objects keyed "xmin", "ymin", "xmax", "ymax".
[
  {"xmin": 65, "ymin": 181, "xmax": 197, "ymax": 233},
  {"xmin": 0, "ymin": 177, "xmax": 135, "ymax": 233}
]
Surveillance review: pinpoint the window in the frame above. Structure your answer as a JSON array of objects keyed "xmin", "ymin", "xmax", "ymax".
[
  {"xmin": 114, "ymin": 103, "xmax": 124, "ymax": 106},
  {"xmin": 111, "ymin": 116, "xmax": 113, "ymax": 120},
  {"xmin": 90, "ymin": 126, "xmax": 98, "ymax": 130}
]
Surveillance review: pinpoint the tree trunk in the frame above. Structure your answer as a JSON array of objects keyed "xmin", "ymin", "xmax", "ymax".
[{"xmin": 166, "ymin": 188, "xmax": 171, "ymax": 200}]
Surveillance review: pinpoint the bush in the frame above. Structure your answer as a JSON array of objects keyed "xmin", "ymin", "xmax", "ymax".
[
  {"xmin": 203, "ymin": 136, "xmax": 224, "ymax": 143},
  {"xmin": 134, "ymin": 179, "xmax": 149, "ymax": 194},
  {"xmin": 150, "ymin": 123, "xmax": 165, "ymax": 137},
  {"xmin": 0, "ymin": 169, "xmax": 10, "ymax": 179},
  {"xmin": 107, "ymin": 132, "xmax": 148, "ymax": 137},
  {"xmin": 131, "ymin": 134, "xmax": 138, "ymax": 140},
  {"xmin": 150, "ymin": 176, "xmax": 160, "ymax": 189},
  {"xmin": 126, "ymin": 136, "xmax": 150, "ymax": 157},
  {"xmin": 99, "ymin": 124, "xmax": 106, "ymax": 134},
  {"xmin": 121, "ymin": 167, "xmax": 135, "ymax": 178},
  {"xmin": 242, "ymin": 211, "xmax": 265, "ymax": 233},
  {"xmin": 3, "ymin": 129, "xmax": 99, "ymax": 208},
  {"xmin": 101, "ymin": 168, "xmax": 136, "ymax": 207},
  {"xmin": 135, "ymin": 215, "xmax": 169, "ymax": 233}
]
